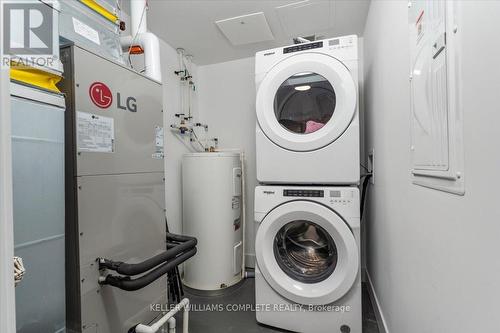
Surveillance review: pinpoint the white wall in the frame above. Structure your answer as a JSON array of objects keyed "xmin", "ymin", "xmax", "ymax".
[
  {"xmin": 160, "ymin": 40, "xmax": 200, "ymax": 234},
  {"xmin": 363, "ymin": 1, "xmax": 500, "ymax": 332},
  {"xmin": 196, "ymin": 57, "xmax": 257, "ymax": 266},
  {"xmin": 121, "ymin": 10, "xmax": 199, "ymax": 234}
]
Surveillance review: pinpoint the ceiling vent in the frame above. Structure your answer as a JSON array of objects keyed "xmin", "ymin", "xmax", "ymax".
[
  {"xmin": 215, "ymin": 12, "xmax": 274, "ymax": 46},
  {"xmin": 276, "ymin": 0, "xmax": 334, "ymax": 37}
]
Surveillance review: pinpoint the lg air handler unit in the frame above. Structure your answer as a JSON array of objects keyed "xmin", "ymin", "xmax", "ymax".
[{"xmin": 59, "ymin": 44, "xmax": 166, "ymax": 333}]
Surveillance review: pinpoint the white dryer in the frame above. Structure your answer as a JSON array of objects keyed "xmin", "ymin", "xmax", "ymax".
[
  {"xmin": 254, "ymin": 186, "xmax": 361, "ymax": 333},
  {"xmin": 255, "ymin": 35, "xmax": 359, "ymax": 184}
]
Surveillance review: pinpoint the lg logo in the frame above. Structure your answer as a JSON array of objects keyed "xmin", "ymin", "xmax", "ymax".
[
  {"xmin": 89, "ymin": 82, "xmax": 113, "ymax": 108},
  {"xmin": 89, "ymin": 82, "xmax": 138, "ymax": 112}
]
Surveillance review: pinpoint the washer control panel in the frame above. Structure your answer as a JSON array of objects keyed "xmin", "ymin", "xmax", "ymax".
[{"xmin": 283, "ymin": 189, "xmax": 324, "ymax": 197}]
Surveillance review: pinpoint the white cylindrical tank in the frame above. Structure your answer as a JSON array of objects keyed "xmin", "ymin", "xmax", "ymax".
[{"xmin": 182, "ymin": 152, "xmax": 243, "ymax": 290}]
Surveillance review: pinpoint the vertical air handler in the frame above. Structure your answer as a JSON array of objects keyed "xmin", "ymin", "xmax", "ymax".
[{"xmin": 59, "ymin": 43, "xmax": 166, "ymax": 333}]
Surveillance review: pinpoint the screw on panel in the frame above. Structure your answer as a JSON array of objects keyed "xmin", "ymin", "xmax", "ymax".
[{"xmin": 80, "ymin": 232, "xmax": 84, "ymax": 236}]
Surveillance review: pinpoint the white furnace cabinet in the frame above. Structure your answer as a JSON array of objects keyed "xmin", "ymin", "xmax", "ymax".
[{"xmin": 182, "ymin": 152, "xmax": 243, "ymax": 291}]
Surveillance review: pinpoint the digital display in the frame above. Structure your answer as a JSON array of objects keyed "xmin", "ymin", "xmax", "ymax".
[
  {"xmin": 283, "ymin": 42, "xmax": 323, "ymax": 54},
  {"xmin": 283, "ymin": 189, "xmax": 324, "ymax": 197},
  {"xmin": 330, "ymin": 190, "xmax": 341, "ymax": 198},
  {"xmin": 329, "ymin": 39, "xmax": 340, "ymax": 46}
]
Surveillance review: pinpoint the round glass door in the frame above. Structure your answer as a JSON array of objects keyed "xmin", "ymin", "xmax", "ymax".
[
  {"xmin": 274, "ymin": 220, "xmax": 337, "ymax": 283},
  {"xmin": 274, "ymin": 73, "xmax": 336, "ymax": 135},
  {"xmin": 256, "ymin": 53, "xmax": 357, "ymax": 152},
  {"xmin": 255, "ymin": 201, "xmax": 359, "ymax": 305}
]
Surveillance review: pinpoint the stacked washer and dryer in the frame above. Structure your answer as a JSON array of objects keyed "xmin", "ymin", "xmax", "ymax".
[{"xmin": 254, "ymin": 35, "xmax": 362, "ymax": 333}]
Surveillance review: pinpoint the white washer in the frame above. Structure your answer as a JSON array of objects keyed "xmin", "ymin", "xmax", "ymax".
[
  {"xmin": 254, "ymin": 186, "xmax": 361, "ymax": 333},
  {"xmin": 255, "ymin": 35, "xmax": 359, "ymax": 184}
]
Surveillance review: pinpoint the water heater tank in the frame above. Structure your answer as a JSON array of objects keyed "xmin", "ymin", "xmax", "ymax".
[{"xmin": 182, "ymin": 152, "xmax": 243, "ymax": 290}]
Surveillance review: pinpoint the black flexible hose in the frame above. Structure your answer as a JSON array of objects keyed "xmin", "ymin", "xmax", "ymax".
[
  {"xmin": 98, "ymin": 233, "xmax": 197, "ymax": 276},
  {"xmin": 165, "ymin": 220, "xmax": 185, "ymax": 304},
  {"xmin": 101, "ymin": 247, "xmax": 197, "ymax": 291},
  {"xmin": 360, "ymin": 174, "xmax": 372, "ymax": 220}
]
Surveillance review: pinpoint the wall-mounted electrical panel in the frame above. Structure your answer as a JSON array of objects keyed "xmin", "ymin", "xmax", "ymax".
[{"xmin": 408, "ymin": 1, "xmax": 464, "ymax": 195}]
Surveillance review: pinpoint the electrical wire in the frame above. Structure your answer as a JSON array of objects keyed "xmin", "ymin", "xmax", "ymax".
[{"xmin": 128, "ymin": 0, "xmax": 148, "ymax": 69}]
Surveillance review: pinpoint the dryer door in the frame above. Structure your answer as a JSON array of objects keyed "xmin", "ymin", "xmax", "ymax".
[
  {"xmin": 256, "ymin": 53, "xmax": 357, "ymax": 152},
  {"xmin": 255, "ymin": 201, "xmax": 358, "ymax": 305}
]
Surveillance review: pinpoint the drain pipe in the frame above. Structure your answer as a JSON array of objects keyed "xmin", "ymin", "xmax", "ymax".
[
  {"xmin": 135, "ymin": 298, "xmax": 190, "ymax": 333},
  {"xmin": 121, "ymin": 0, "xmax": 162, "ymax": 82},
  {"xmin": 244, "ymin": 271, "xmax": 255, "ymax": 279}
]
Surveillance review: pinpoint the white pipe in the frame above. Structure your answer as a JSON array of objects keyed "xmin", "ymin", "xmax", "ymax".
[
  {"xmin": 121, "ymin": 34, "xmax": 162, "ymax": 83},
  {"xmin": 135, "ymin": 298, "xmax": 190, "ymax": 333},
  {"xmin": 123, "ymin": 0, "xmax": 162, "ymax": 82},
  {"xmin": 167, "ymin": 317, "xmax": 175, "ymax": 333},
  {"xmin": 239, "ymin": 151, "xmax": 247, "ymax": 277},
  {"xmin": 139, "ymin": 33, "xmax": 161, "ymax": 82},
  {"xmin": 130, "ymin": 0, "xmax": 147, "ymax": 36}
]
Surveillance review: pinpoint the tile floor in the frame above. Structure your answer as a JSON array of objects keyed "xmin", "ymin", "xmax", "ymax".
[{"xmin": 174, "ymin": 279, "xmax": 380, "ymax": 333}]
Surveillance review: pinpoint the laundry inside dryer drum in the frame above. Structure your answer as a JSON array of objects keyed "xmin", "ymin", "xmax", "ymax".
[
  {"xmin": 274, "ymin": 220, "xmax": 337, "ymax": 283},
  {"xmin": 274, "ymin": 72, "xmax": 336, "ymax": 134}
]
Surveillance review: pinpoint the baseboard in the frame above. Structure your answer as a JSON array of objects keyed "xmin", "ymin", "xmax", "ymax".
[{"xmin": 364, "ymin": 268, "xmax": 389, "ymax": 333}]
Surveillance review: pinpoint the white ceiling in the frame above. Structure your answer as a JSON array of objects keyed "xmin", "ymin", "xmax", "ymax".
[{"xmin": 144, "ymin": 0, "xmax": 371, "ymax": 66}]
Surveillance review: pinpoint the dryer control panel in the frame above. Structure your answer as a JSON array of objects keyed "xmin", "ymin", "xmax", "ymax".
[
  {"xmin": 283, "ymin": 41, "xmax": 323, "ymax": 54},
  {"xmin": 283, "ymin": 189, "xmax": 324, "ymax": 197}
]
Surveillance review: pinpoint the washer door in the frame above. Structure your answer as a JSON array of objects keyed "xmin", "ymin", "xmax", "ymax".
[
  {"xmin": 256, "ymin": 201, "xmax": 358, "ymax": 305},
  {"xmin": 256, "ymin": 53, "xmax": 357, "ymax": 152}
]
